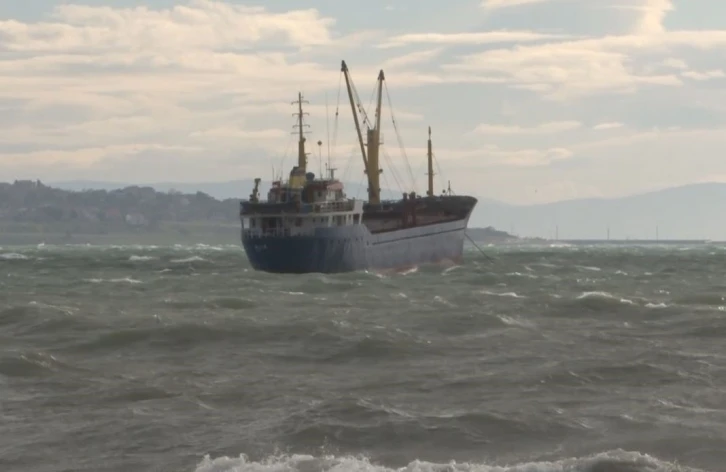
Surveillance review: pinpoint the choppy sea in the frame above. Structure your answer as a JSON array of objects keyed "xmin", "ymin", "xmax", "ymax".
[{"xmin": 1, "ymin": 243, "xmax": 725, "ymax": 472}]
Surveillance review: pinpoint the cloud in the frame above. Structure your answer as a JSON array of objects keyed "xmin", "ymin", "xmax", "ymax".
[
  {"xmin": 0, "ymin": 1, "xmax": 335, "ymax": 52},
  {"xmin": 0, "ymin": 1, "xmax": 349, "ymax": 118},
  {"xmin": 0, "ymin": 0, "xmax": 436, "ymax": 179},
  {"xmin": 1, "ymin": 0, "xmax": 726, "ymax": 209},
  {"xmin": 473, "ymin": 121, "xmax": 582, "ymax": 134},
  {"xmin": 681, "ymin": 70, "xmax": 726, "ymax": 81},
  {"xmin": 426, "ymin": 0, "xmax": 726, "ymax": 100},
  {"xmin": 379, "ymin": 31, "xmax": 571, "ymax": 48},
  {"xmin": 488, "ymin": 146, "xmax": 574, "ymax": 166},
  {"xmin": 381, "ymin": 48, "xmax": 444, "ymax": 68},
  {"xmin": 0, "ymin": 144, "xmax": 201, "ymax": 169},
  {"xmin": 189, "ymin": 128, "xmax": 288, "ymax": 141},
  {"xmin": 400, "ymin": 143, "xmax": 574, "ymax": 169},
  {"xmin": 593, "ymin": 122, "xmax": 624, "ymax": 130},
  {"xmin": 480, "ymin": 0, "xmax": 558, "ymax": 10},
  {"xmin": 661, "ymin": 58, "xmax": 688, "ymax": 69},
  {"xmin": 613, "ymin": 0, "xmax": 674, "ymax": 35},
  {"xmin": 442, "ymin": 29, "xmax": 726, "ymax": 99}
]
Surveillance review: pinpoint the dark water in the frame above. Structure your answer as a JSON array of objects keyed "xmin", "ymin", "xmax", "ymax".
[{"xmin": 1, "ymin": 243, "xmax": 725, "ymax": 472}]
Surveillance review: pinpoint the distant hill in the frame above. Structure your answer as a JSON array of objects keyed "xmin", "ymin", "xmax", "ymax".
[
  {"xmin": 50, "ymin": 180, "xmax": 726, "ymax": 240},
  {"xmin": 0, "ymin": 180, "xmax": 518, "ymax": 245},
  {"xmin": 466, "ymin": 226, "xmax": 520, "ymax": 243},
  {"xmin": 480, "ymin": 182, "xmax": 726, "ymax": 240},
  {"xmin": 50, "ymin": 179, "xmax": 405, "ymax": 202},
  {"xmin": 0, "ymin": 180, "xmax": 241, "ymax": 245}
]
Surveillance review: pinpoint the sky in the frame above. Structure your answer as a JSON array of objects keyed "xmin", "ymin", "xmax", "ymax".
[{"xmin": 1, "ymin": 0, "xmax": 725, "ymax": 204}]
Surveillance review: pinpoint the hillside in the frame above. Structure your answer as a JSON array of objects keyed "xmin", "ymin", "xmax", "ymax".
[
  {"xmin": 0, "ymin": 180, "xmax": 240, "ymax": 245},
  {"xmin": 50, "ymin": 179, "xmax": 404, "ymax": 202},
  {"xmin": 481, "ymin": 183, "xmax": 726, "ymax": 240},
  {"xmin": 466, "ymin": 226, "xmax": 520, "ymax": 243},
  {"xmin": 51, "ymin": 179, "xmax": 726, "ymax": 240},
  {"xmin": 0, "ymin": 180, "xmax": 517, "ymax": 245}
]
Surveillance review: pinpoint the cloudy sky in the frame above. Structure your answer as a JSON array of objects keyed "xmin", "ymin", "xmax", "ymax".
[{"xmin": 1, "ymin": 0, "xmax": 724, "ymax": 204}]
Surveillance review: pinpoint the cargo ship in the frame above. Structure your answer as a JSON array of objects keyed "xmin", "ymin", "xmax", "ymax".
[{"xmin": 239, "ymin": 60, "xmax": 478, "ymax": 273}]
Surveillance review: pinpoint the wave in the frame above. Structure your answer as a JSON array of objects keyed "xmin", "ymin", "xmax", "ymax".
[
  {"xmin": 129, "ymin": 255, "xmax": 156, "ymax": 261},
  {"xmin": 84, "ymin": 277, "xmax": 143, "ymax": 284},
  {"xmin": 1, "ymin": 252, "xmax": 30, "ymax": 260},
  {"xmin": 194, "ymin": 450, "xmax": 705, "ymax": 472},
  {"xmin": 171, "ymin": 256, "xmax": 208, "ymax": 263},
  {"xmin": 0, "ymin": 350, "xmax": 75, "ymax": 378}
]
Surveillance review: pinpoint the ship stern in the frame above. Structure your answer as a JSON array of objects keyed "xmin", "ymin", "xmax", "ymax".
[{"xmin": 241, "ymin": 227, "xmax": 367, "ymax": 274}]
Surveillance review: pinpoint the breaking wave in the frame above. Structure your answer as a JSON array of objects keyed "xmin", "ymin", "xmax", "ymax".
[{"xmin": 195, "ymin": 450, "xmax": 702, "ymax": 472}]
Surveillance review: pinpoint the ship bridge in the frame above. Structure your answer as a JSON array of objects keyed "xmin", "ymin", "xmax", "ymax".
[{"xmin": 240, "ymin": 171, "xmax": 364, "ymax": 239}]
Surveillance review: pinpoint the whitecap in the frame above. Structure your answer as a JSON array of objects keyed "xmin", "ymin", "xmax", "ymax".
[
  {"xmin": 1, "ymin": 253, "xmax": 29, "ymax": 260},
  {"xmin": 481, "ymin": 290, "xmax": 526, "ymax": 298},
  {"xmin": 645, "ymin": 302, "xmax": 669, "ymax": 309},
  {"xmin": 129, "ymin": 255, "xmax": 155, "ymax": 261},
  {"xmin": 497, "ymin": 314, "xmax": 533, "ymax": 328},
  {"xmin": 577, "ymin": 291, "xmax": 634, "ymax": 305},
  {"xmin": 170, "ymin": 256, "xmax": 206, "ymax": 263},
  {"xmin": 194, "ymin": 450, "xmax": 690, "ymax": 472},
  {"xmin": 84, "ymin": 277, "xmax": 142, "ymax": 284}
]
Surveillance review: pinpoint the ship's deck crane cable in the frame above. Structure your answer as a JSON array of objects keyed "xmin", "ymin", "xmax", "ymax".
[
  {"xmin": 331, "ymin": 73, "xmax": 343, "ymax": 159},
  {"xmin": 381, "ymin": 147, "xmax": 404, "ymax": 194},
  {"xmin": 384, "ymin": 81, "xmax": 417, "ymax": 194},
  {"xmin": 341, "ymin": 74, "xmax": 376, "ymax": 186},
  {"xmin": 333, "ymin": 71, "xmax": 365, "ymax": 187},
  {"xmin": 431, "ymin": 151, "xmax": 450, "ymax": 195},
  {"xmin": 352, "ymin": 73, "xmax": 411, "ymax": 196},
  {"xmin": 339, "ymin": 143, "xmax": 360, "ymax": 184},
  {"xmin": 275, "ymin": 114, "xmax": 297, "ymax": 182},
  {"xmin": 339, "ymin": 68, "xmax": 409, "ymax": 196},
  {"xmin": 429, "ymin": 151, "xmax": 492, "ymax": 261},
  {"xmin": 465, "ymin": 233, "xmax": 496, "ymax": 262}
]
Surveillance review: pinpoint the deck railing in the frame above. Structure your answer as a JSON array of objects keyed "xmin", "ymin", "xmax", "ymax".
[
  {"xmin": 244, "ymin": 228, "xmax": 294, "ymax": 238},
  {"xmin": 308, "ymin": 200, "xmax": 355, "ymax": 213},
  {"xmin": 241, "ymin": 199, "xmax": 356, "ymax": 215}
]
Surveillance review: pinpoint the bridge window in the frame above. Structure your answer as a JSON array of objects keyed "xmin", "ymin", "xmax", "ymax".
[{"xmin": 263, "ymin": 217, "xmax": 278, "ymax": 229}]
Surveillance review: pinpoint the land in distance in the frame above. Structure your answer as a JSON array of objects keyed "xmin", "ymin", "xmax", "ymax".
[{"xmin": 0, "ymin": 180, "xmax": 518, "ymax": 246}]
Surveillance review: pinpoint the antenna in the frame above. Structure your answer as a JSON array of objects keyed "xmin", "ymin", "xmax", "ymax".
[
  {"xmin": 325, "ymin": 92, "xmax": 331, "ymax": 173},
  {"xmin": 426, "ymin": 126, "xmax": 434, "ymax": 197},
  {"xmin": 292, "ymin": 92, "xmax": 310, "ymax": 170},
  {"xmin": 325, "ymin": 161, "xmax": 337, "ymax": 180},
  {"xmin": 317, "ymin": 140, "xmax": 323, "ymax": 178}
]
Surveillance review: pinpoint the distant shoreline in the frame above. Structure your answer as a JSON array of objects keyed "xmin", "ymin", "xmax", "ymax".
[
  {"xmin": 0, "ymin": 223, "xmax": 717, "ymax": 248},
  {"xmin": 546, "ymin": 239, "xmax": 714, "ymax": 245},
  {"xmin": 0, "ymin": 222, "xmax": 241, "ymax": 246},
  {"xmin": 0, "ymin": 224, "xmax": 519, "ymax": 247}
]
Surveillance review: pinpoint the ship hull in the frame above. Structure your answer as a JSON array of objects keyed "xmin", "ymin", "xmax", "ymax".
[{"xmin": 242, "ymin": 217, "xmax": 471, "ymax": 274}]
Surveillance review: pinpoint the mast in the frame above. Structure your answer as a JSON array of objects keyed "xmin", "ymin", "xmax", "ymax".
[
  {"xmin": 341, "ymin": 60, "xmax": 386, "ymax": 205},
  {"xmin": 366, "ymin": 70, "xmax": 384, "ymax": 205},
  {"xmin": 292, "ymin": 92, "xmax": 309, "ymax": 171},
  {"xmin": 426, "ymin": 126, "xmax": 434, "ymax": 197}
]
